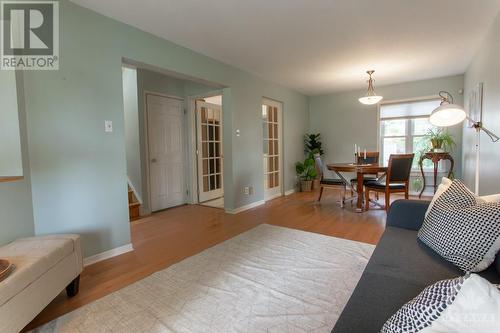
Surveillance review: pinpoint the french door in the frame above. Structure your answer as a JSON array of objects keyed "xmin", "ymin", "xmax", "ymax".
[
  {"xmin": 262, "ymin": 99, "xmax": 283, "ymax": 200},
  {"xmin": 147, "ymin": 94, "xmax": 186, "ymax": 212},
  {"xmin": 196, "ymin": 101, "xmax": 223, "ymax": 202}
]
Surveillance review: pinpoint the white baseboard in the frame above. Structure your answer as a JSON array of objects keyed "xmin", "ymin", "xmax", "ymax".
[
  {"xmin": 225, "ymin": 200, "xmax": 265, "ymax": 214},
  {"xmin": 83, "ymin": 243, "xmax": 134, "ymax": 267},
  {"xmin": 284, "ymin": 189, "xmax": 296, "ymax": 196}
]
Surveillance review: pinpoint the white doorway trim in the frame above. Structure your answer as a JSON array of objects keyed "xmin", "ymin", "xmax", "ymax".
[
  {"xmin": 262, "ymin": 97, "xmax": 284, "ymax": 201},
  {"xmin": 187, "ymin": 90, "xmax": 224, "ymax": 204},
  {"xmin": 144, "ymin": 91, "xmax": 187, "ymax": 212}
]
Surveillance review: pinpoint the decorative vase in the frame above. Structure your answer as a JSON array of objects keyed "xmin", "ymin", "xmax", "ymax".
[{"xmin": 301, "ymin": 180, "xmax": 313, "ymax": 192}]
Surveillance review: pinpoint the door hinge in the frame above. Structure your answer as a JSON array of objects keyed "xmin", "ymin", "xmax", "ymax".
[{"xmin": 184, "ymin": 108, "xmax": 187, "ymax": 114}]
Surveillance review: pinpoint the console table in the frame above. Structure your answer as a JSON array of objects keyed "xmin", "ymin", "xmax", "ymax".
[{"xmin": 418, "ymin": 152, "xmax": 454, "ymax": 198}]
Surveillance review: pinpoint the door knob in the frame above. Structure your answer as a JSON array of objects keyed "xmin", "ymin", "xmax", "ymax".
[{"xmin": 151, "ymin": 158, "xmax": 157, "ymax": 163}]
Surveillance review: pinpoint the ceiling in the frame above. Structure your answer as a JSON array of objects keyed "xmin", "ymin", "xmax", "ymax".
[{"xmin": 71, "ymin": 0, "xmax": 500, "ymax": 95}]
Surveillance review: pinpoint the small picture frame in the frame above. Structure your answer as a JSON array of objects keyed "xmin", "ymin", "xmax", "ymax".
[{"xmin": 467, "ymin": 82, "xmax": 483, "ymax": 127}]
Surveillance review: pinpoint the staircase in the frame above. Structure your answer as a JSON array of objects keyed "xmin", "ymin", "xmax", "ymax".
[{"xmin": 128, "ymin": 186, "xmax": 141, "ymax": 221}]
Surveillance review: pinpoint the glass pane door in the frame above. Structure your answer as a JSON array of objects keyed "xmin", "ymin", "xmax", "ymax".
[
  {"xmin": 262, "ymin": 99, "xmax": 282, "ymax": 200},
  {"xmin": 196, "ymin": 101, "xmax": 223, "ymax": 202}
]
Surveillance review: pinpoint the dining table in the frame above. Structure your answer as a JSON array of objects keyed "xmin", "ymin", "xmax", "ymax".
[{"xmin": 327, "ymin": 163, "xmax": 388, "ymax": 212}]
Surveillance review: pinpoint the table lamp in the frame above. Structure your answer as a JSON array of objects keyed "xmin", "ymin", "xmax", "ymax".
[{"xmin": 429, "ymin": 91, "xmax": 499, "ymax": 195}]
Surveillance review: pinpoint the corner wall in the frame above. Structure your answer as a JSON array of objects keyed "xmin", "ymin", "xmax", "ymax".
[{"xmin": 463, "ymin": 12, "xmax": 500, "ymax": 194}]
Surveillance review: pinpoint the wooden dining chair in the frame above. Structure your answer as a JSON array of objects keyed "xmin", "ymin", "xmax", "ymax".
[
  {"xmin": 350, "ymin": 151, "xmax": 380, "ymax": 195},
  {"xmin": 364, "ymin": 154, "xmax": 414, "ymax": 212},
  {"xmin": 314, "ymin": 154, "xmax": 346, "ymax": 207}
]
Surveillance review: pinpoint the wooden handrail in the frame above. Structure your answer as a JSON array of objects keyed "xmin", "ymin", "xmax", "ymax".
[{"xmin": 0, "ymin": 176, "xmax": 23, "ymax": 183}]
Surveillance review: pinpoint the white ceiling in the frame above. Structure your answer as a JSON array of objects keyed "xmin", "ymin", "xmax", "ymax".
[{"xmin": 71, "ymin": 0, "xmax": 500, "ymax": 95}]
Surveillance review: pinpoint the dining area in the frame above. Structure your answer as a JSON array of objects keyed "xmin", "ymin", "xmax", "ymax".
[{"xmin": 314, "ymin": 149, "xmax": 414, "ymax": 213}]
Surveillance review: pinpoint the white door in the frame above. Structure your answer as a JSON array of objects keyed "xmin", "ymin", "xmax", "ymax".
[
  {"xmin": 196, "ymin": 101, "xmax": 223, "ymax": 202},
  {"xmin": 262, "ymin": 99, "xmax": 283, "ymax": 200},
  {"xmin": 147, "ymin": 94, "xmax": 186, "ymax": 211}
]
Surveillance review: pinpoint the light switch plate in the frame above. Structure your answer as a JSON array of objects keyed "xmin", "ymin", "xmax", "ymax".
[{"xmin": 105, "ymin": 120, "xmax": 113, "ymax": 133}]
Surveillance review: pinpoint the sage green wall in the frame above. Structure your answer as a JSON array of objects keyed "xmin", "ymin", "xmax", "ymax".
[
  {"xmin": 20, "ymin": 0, "xmax": 308, "ymax": 256},
  {"xmin": 463, "ymin": 12, "xmax": 500, "ymax": 195},
  {"xmin": 0, "ymin": 73, "xmax": 35, "ymax": 246},
  {"xmin": 309, "ymin": 75, "xmax": 464, "ymax": 179},
  {"xmin": 0, "ymin": 71, "xmax": 23, "ymax": 177}
]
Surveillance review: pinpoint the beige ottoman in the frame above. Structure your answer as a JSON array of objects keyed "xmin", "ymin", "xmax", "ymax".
[{"xmin": 0, "ymin": 235, "xmax": 83, "ymax": 333}]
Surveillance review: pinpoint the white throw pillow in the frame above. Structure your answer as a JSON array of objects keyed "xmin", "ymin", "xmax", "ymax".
[
  {"xmin": 425, "ymin": 177, "xmax": 453, "ymax": 217},
  {"xmin": 425, "ymin": 177, "xmax": 500, "ymax": 216},
  {"xmin": 381, "ymin": 274, "xmax": 500, "ymax": 333},
  {"xmin": 478, "ymin": 193, "xmax": 500, "ymax": 204}
]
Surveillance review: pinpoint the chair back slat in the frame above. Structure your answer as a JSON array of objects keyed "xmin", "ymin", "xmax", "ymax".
[
  {"xmin": 387, "ymin": 154, "xmax": 414, "ymax": 182},
  {"xmin": 356, "ymin": 151, "xmax": 379, "ymax": 165},
  {"xmin": 313, "ymin": 154, "xmax": 324, "ymax": 180}
]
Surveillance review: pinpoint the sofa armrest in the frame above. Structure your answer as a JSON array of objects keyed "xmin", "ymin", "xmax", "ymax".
[{"xmin": 387, "ymin": 200, "xmax": 430, "ymax": 231}]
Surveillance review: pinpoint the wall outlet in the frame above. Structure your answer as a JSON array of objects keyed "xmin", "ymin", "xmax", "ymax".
[
  {"xmin": 243, "ymin": 186, "xmax": 253, "ymax": 195},
  {"xmin": 104, "ymin": 120, "xmax": 113, "ymax": 133}
]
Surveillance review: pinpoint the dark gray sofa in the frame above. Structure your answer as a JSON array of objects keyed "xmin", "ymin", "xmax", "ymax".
[{"xmin": 332, "ymin": 199, "xmax": 500, "ymax": 333}]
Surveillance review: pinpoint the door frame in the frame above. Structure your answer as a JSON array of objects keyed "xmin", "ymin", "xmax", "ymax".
[
  {"xmin": 195, "ymin": 101, "xmax": 224, "ymax": 203},
  {"xmin": 144, "ymin": 91, "xmax": 187, "ymax": 212},
  {"xmin": 262, "ymin": 97, "xmax": 284, "ymax": 201},
  {"xmin": 187, "ymin": 90, "xmax": 224, "ymax": 204}
]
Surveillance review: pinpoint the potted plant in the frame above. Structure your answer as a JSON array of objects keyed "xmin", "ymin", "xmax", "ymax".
[
  {"xmin": 304, "ymin": 133, "xmax": 324, "ymax": 155},
  {"xmin": 427, "ymin": 129, "xmax": 456, "ymax": 152},
  {"xmin": 295, "ymin": 155, "xmax": 318, "ymax": 192},
  {"xmin": 304, "ymin": 134, "xmax": 324, "ymax": 189}
]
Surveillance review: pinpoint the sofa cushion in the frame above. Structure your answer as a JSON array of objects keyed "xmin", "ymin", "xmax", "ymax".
[
  {"xmin": 0, "ymin": 235, "xmax": 79, "ymax": 307},
  {"xmin": 331, "ymin": 226, "xmax": 500, "ymax": 333}
]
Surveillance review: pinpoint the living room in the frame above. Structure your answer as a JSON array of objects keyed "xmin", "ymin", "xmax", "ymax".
[{"xmin": 1, "ymin": 0, "xmax": 500, "ymax": 332}]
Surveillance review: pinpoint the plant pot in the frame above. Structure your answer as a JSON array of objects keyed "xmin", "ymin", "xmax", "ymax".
[
  {"xmin": 301, "ymin": 180, "xmax": 313, "ymax": 192},
  {"xmin": 312, "ymin": 178, "xmax": 320, "ymax": 190},
  {"xmin": 431, "ymin": 139, "xmax": 443, "ymax": 151}
]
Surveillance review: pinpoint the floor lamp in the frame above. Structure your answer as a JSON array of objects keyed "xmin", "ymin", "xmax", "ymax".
[{"xmin": 429, "ymin": 91, "xmax": 499, "ymax": 195}]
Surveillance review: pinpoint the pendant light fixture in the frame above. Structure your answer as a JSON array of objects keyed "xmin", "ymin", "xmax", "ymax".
[{"xmin": 359, "ymin": 70, "xmax": 383, "ymax": 105}]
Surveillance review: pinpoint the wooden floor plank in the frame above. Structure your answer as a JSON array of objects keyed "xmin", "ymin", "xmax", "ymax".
[{"xmin": 24, "ymin": 189, "xmax": 425, "ymax": 331}]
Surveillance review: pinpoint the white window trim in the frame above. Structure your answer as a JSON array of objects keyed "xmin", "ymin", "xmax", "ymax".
[{"xmin": 377, "ymin": 96, "xmax": 443, "ymax": 172}]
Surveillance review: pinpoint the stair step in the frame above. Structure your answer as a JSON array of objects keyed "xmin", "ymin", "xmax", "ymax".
[{"xmin": 128, "ymin": 202, "xmax": 140, "ymax": 221}]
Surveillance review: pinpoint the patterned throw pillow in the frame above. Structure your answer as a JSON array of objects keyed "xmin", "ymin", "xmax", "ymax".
[
  {"xmin": 418, "ymin": 180, "xmax": 500, "ymax": 272},
  {"xmin": 381, "ymin": 274, "xmax": 500, "ymax": 333}
]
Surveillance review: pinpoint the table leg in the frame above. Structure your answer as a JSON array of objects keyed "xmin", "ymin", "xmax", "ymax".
[
  {"xmin": 433, "ymin": 161, "xmax": 438, "ymax": 194},
  {"xmin": 356, "ymin": 172, "xmax": 364, "ymax": 212},
  {"xmin": 418, "ymin": 157, "xmax": 426, "ymax": 199}
]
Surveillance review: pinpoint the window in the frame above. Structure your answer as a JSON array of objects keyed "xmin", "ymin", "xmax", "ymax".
[{"xmin": 379, "ymin": 99, "xmax": 441, "ymax": 170}]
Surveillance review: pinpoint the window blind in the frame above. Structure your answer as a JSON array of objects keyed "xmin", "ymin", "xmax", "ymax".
[{"xmin": 380, "ymin": 99, "xmax": 441, "ymax": 119}]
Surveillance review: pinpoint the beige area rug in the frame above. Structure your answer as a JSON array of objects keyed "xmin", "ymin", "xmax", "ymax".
[{"xmin": 33, "ymin": 224, "xmax": 374, "ymax": 333}]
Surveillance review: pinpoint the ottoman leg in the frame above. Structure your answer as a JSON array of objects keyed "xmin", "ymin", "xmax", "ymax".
[{"xmin": 66, "ymin": 275, "xmax": 80, "ymax": 297}]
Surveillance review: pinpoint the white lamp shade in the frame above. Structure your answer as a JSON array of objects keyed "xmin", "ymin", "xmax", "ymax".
[
  {"xmin": 358, "ymin": 95, "xmax": 383, "ymax": 105},
  {"xmin": 429, "ymin": 103, "xmax": 466, "ymax": 127}
]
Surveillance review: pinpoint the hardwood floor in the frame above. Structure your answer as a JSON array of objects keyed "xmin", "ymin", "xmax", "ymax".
[{"xmin": 24, "ymin": 189, "xmax": 421, "ymax": 331}]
